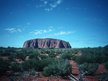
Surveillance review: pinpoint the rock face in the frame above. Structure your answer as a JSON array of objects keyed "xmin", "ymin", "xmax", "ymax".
[{"xmin": 23, "ymin": 38, "xmax": 71, "ymax": 48}]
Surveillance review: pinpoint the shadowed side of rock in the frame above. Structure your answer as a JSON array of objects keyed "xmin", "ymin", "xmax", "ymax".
[{"xmin": 23, "ymin": 38, "xmax": 71, "ymax": 48}]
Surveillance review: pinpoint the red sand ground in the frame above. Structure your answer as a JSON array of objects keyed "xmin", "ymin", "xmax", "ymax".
[
  {"xmin": 84, "ymin": 76, "xmax": 98, "ymax": 81},
  {"xmin": 69, "ymin": 60, "xmax": 79, "ymax": 75},
  {"xmin": 0, "ymin": 76, "xmax": 69, "ymax": 81},
  {"xmin": 0, "ymin": 60, "xmax": 107, "ymax": 81},
  {"xmin": 70, "ymin": 60, "xmax": 99, "ymax": 81},
  {"xmin": 96, "ymin": 64, "xmax": 107, "ymax": 74},
  {"xmin": 0, "ymin": 76, "xmax": 9, "ymax": 81}
]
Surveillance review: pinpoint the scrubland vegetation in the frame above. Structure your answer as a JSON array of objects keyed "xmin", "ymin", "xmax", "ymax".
[{"xmin": 0, "ymin": 45, "xmax": 108, "ymax": 81}]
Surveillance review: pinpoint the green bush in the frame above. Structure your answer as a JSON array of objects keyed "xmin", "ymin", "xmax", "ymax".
[
  {"xmin": 22, "ymin": 59, "xmax": 38, "ymax": 71},
  {"xmin": 21, "ymin": 69, "xmax": 36, "ymax": 76},
  {"xmin": 39, "ymin": 54, "xmax": 48, "ymax": 59},
  {"xmin": 75, "ymin": 47, "xmax": 108, "ymax": 64},
  {"xmin": 22, "ymin": 58, "xmax": 54, "ymax": 71},
  {"xmin": 75, "ymin": 54, "xmax": 87, "ymax": 64},
  {"xmin": 43, "ymin": 59, "xmax": 72, "ymax": 77},
  {"xmin": 10, "ymin": 63, "xmax": 22, "ymax": 72},
  {"xmin": 104, "ymin": 62, "xmax": 108, "ymax": 70},
  {"xmin": 29, "ymin": 51, "xmax": 40, "ymax": 60},
  {"xmin": 29, "ymin": 69, "xmax": 36, "ymax": 76},
  {"xmin": 37, "ymin": 58, "xmax": 55, "ymax": 71},
  {"xmin": 0, "ymin": 59, "xmax": 10, "ymax": 74},
  {"xmin": 97, "ymin": 72, "xmax": 108, "ymax": 81},
  {"xmin": 16, "ymin": 53, "xmax": 27, "ymax": 61},
  {"xmin": 48, "ymin": 50, "xmax": 56, "ymax": 58},
  {"xmin": 0, "ymin": 48, "xmax": 16, "ymax": 56},
  {"xmin": 79, "ymin": 63, "xmax": 98, "ymax": 75},
  {"xmin": 75, "ymin": 53, "xmax": 101, "ymax": 64},
  {"xmin": 61, "ymin": 51, "xmax": 73, "ymax": 60}
]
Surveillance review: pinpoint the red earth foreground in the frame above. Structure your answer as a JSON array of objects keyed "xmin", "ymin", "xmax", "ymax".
[{"xmin": 0, "ymin": 60, "xmax": 107, "ymax": 81}]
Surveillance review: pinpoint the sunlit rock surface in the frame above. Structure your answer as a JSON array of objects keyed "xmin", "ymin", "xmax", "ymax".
[{"xmin": 23, "ymin": 38, "xmax": 71, "ymax": 48}]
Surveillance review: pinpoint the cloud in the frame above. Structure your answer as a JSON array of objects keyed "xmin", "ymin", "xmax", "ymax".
[
  {"xmin": 43, "ymin": 1, "xmax": 48, "ymax": 4},
  {"xmin": 44, "ymin": 8, "xmax": 53, "ymax": 12},
  {"xmin": 54, "ymin": 31, "xmax": 72, "ymax": 36},
  {"xmin": 37, "ymin": 0, "xmax": 63, "ymax": 11},
  {"xmin": 26, "ymin": 22, "xmax": 31, "ymax": 25},
  {"xmin": 30, "ymin": 28, "xmax": 52, "ymax": 35},
  {"xmin": 54, "ymin": 31, "xmax": 76, "ymax": 36},
  {"xmin": 5, "ymin": 28, "xmax": 22, "ymax": 33},
  {"xmin": 50, "ymin": 0, "xmax": 62, "ymax": 7},
  {"xmin": 29, "ymin": 25, "xmax": 75, "ymax": 37},
  {"xmin": 71, "ymin": 7, "xmax": 87, "ymax": 10}
]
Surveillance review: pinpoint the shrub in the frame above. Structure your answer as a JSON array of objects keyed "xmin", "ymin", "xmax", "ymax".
[
  {"xmin": 36, "ymin": 58, "xmax": 55, "ymax": 71},
  {"xmin": 48, "ymin": 50, "xmax": 56, "ymax": 58},
  {"xmin": 29, "ymin": 69, "xmax": 36, "ymax": 76},
  {"xmin": 75, "ymin": 53, "xmax": 100, "ymax": 64},
  {"xmin": 97, "ymin": 72, "xmax": 108, "ymax": 81},
  {"xmin": 75, "ymin": 54, "xmax": 87, "ymax": 64},
  {"xmin": 43, "ymin": 59, "xmax": 72, "ymax": 77},
  {"xmin": 39, "ymin": 55, "xmax": 48, "ymax": 59},
  {"xmin": 0, "ymin": 59, "xmax": 10, "ymax": 74},
  {"xmin": 22, "ymin": 58, "xmax": 54, "ymax": 71},
  {"xmin": 104, "ymin": 62, "xmax": 108, "ymax": 70},
  {"xmin": 16, "ymin": 53, "xmax": 27, "ymax": 61},
  {"xmin": 79, "ymin": 63, "xmax": 98, "ymax": 75},
  {"xmin": 29, "ymin": 51, "xmax": 40, "ymax": 60},
  {"xmin": 21, "ymin": 69, "xmax": 36, "ymax": 76},
  {"xmin": 75, "ymin": 47, "xmax": 108, "ymax": 64},
  {"xmin": 22, "ymin": 59, "xmax": 38, "ymax": 71},
  {"xmin": 10, "ymin": 63, "xmax": 22, "ymax": 72},
  {"xmin": 61, "ymin": 51, "xmax": 73, "ymax": 60}
]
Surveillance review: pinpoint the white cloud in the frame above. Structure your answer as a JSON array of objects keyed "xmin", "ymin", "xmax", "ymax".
[
  {"xmin": 54, "ymin": 31, "xmax": 72, "ymax": 36},
  {"xmin": 57, "ymin": 0, "xmax": 62, "ymax": 4},
  {"xmin": 5, "ymin": 28, "xmax": 22, "ymax": 33},
  {"xmin": 37, "ymin": 0, "xmax": 63, "ymax": 11},
  {"xmin": 44, "ymin": 1, "xmax": 48, "ymax": 4},
  {"xmin": 30, "ymin": 28, "xmax": 52, "ymax": 35},
  {"xmin": 29, "ymin": 25, "xmax": 75, "ymax": 37},
  {"xmin": 54, "ymin": 31, "xmax": 76, "ymax": 36},
  {"xmin": 50, "ymin": 4, "xmax": 57, "ymax": 8},
  {"xmin": 26, "ymin": 22, "xmax": 31, "ymax": 25},
  {"xmin": 44, "ymin": 8, "xmax": 53, "ymax": 11},
  {"xmin": 49, "ymin": 0, "xmax": 62, "ymax": 8}
]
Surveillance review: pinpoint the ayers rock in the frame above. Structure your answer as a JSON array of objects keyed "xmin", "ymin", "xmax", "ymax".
[{"xmin": 23, "ymin": 38, "xmax": 71, "ymax": 48}]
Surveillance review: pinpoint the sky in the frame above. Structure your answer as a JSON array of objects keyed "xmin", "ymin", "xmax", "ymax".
[{"xmin": 0, "ymin": 0, "xmax": 108, "ymax": 48}]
